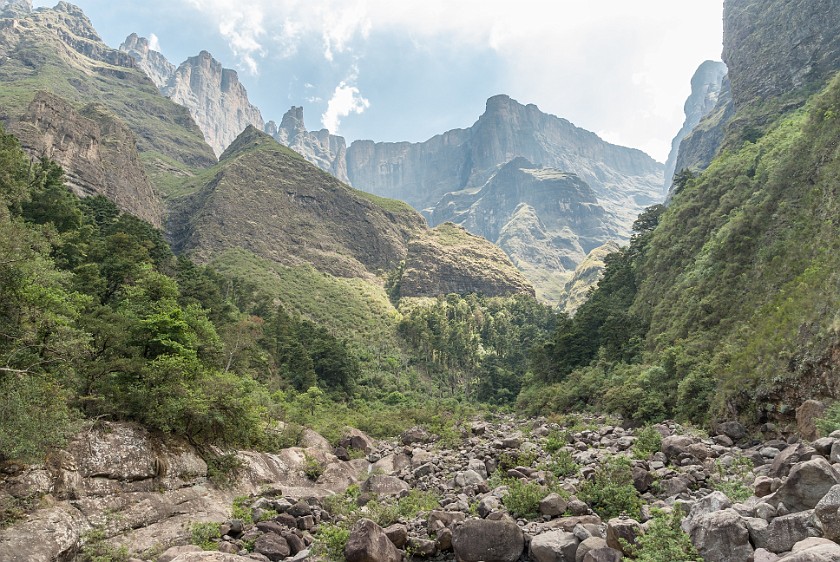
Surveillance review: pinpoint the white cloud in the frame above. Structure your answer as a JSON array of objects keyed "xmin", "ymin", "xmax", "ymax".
[
  {"xmin": 185, "ymin": 0, "xmax": 266, "ymax": 74},
  {"xmin": 321, "ymin": 79, "xmax": 370, "ymax": 133},
  {"xmin": 148, "ymin": 33, "xmax": 161, "ymax": 52}
]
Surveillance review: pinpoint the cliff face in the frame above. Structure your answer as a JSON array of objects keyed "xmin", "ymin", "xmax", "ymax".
[
  {"xmin": 663, "ymin": 60, "xmax": 727, "ymax": 191},
  {"xmin": 431, "ymin": 157, "xmax": 614, "ymax": 303},
  {"xmin": 346, "ymin": 95, "xmax": 663, "ymax": 239},
  {"xmin": 560, "ymin": 241, "xmax": 620, "ymax": 315},
  {"xmin": 266, "ymin": 107, "xmax": 349, "ymax": 183},
  {"xmin": 121, "ymin": 37, "xmax": 265, "ymax": 157},
  {"xmin": 11, "ymin": 91, "xmax": 163, "ymax": 226}
]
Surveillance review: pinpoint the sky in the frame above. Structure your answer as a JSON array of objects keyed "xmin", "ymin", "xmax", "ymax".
[{"xmin": 33, "ymin": 0, "xmax": 724, "ymax": 162}]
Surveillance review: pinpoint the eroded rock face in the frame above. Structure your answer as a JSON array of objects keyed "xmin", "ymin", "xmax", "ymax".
[
  {"xmin": 11, "ymin": 91, "xmax": 163, "ymax": 227},
  {"xmin": 120, "ymin": 32, "xmax": 175, "ymax": 89},
  {"xmin": 267, "ymin": 107, "xmax": 349, "ymax": 184}
]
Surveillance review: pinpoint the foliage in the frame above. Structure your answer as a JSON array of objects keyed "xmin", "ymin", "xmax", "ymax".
[
  {"xmin": 544, "ymin": 449, "xmax": 578, "ymax": 478},
  {"xmin": 501, "ymin": 478, "xmax": 545, "ymax": 519},
  {"xmin": 497, "ymin": 450, "xmax": 538, "ymax": 472},
  {"xmin": 543, "ymin": 429, "xmax": 567, "ymax": 453},
  {"xmin": 816, "ymin": 401, "xmax": 840, "ymax": 436},
  {"xmin": 78, "ymin": 528, "xmax": 130, "ymax": 562},
  {"xmin": 303, "ymin": 453, "xmax": 324, "ymax": 481},
  {"xmin": 632, "ymin": 426, "xmax": 663, "ymax": 460},
  {"xmin": 190, "ymin": 522, "xmax": 222, "ymax": 551},
  {"xmin": 710, "ymin": 455, "xmax": 754, "ymax": 502},
  {"xmin": 577, "ymin": 456, "xmax": 642, "ymax": 520},
  {"xmin": 231, "ymin": 496, "xmax": 254, "ymax": 525},
  {"xmin": 205, "ymin": 452, "xmax": 245, "ymax": 488},
  {"xmin": 627, "ymin": 507, "xmax": 701, "ymax": 562},
  {"xmin": 396, "ymin": 490, "xmax": 439, "ymax": 518},
  {"xmin": 313, "ymin": 523, "xmax": 351, "ymax": 562}
]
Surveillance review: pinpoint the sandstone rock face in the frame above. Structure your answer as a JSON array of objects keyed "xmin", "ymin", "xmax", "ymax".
[
  {"xmin": 267, "ymin": 107, "xmax": 349, "ymax": 183},
  {"xmin": 663, "ymin": 60, "xmax": 727, "ymax": 191},
  {"xmin": 430, "ymin": 157, "xmax": 616, "ymax": 304},
  {"xmin": 122, "ymin": 36, "xmax": 265, "ymax": 157},
  {"xmin": 560, "ymin": 241, "xmax": 621, "ymax": 314},
  {"xmin": 11, "ymin": 91, "xmax": 163, "ymax": 226}
]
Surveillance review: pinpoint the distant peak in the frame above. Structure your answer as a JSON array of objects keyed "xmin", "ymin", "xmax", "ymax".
[
  {"xmin": 1, "ymin": 0, "xmax": 32, "ymax": 16},
  {"xmin": 280, "ymin": 106, "xmax": 305, "ymax": 130},
  {"xmin": 121, "ymin": 33, "xmax": 148, "ymax": 52},
  {"xmin": 485, "ymin": 94, "xmax": 519, "ymax": 111},
  {"xmin": 502, "ymin": 156, "xmax": 537, "ymax": 170}
]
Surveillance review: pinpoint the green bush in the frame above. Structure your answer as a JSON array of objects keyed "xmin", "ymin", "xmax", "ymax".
[
  {"xmin": 313, "ymin": 523, "xmax": 350, "ymax": 561},
  {"xmin": 817, "ymin": 401, "xmax": 840, "ymax": 436},
  {"xmin": 577, "ymin": 456, "xmax": 642, "ymax": 520},
  {"xmin": 397, "ymin": 489, "xmax": 439, "ymax": 518},
  {"xmin": 544, "ymin": 449, "xmax": 578, "ymax": 478},
  {"xmin": 304, "ymin": 453, "xmax": 324, "ymax": 481},
  {"xmin": 205, "ymin": 452, "xmax": 244, "ymax": 488},
  {"xmin": 502, "ymin": 479, "xmax": 545, "ymax": 519},
  {"xmin": 78, "ymin": 527, "xmax": 130, "ymax": 562},
  {"xmin": 231, "ymin": 496, "xmax": 253, "ymax": 524},
  {"xmin": 544, "ymin": 429, "xmax": 567, "ymax": 453},
  {"xmin": 190, "ymin": 521, "xmax": 221, "ymax": 551},
  {"xmin": 632, "ymin": 426, "xmax": 663, "ymax": 459},
  {"xmin": 628, "ymin": 507, "xmax": 701, "ymax": 562},
  {"xmin": 710, "ymin": 455, "xmax": 753, "ymax": 502}
]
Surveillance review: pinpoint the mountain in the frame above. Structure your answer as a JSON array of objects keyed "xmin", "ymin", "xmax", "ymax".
[
  {"xmin": 265, "ymin": 107, "xmax": 349, "ymax": 183},
  {"xmin": 663, "ymin": 60, "xmax": 727, "ymax": 191},
  {"xmin": 430, "ymin": 157, "xmax": 615, "ymax": 302},
  {"xmin": 522, "ymin": 0, "xmax": 840, "ymax": 428},
  {"xmin": 0, "ymin": 1, "xmax": 216, "ymax": 223},
  {"xmin": 120, "ymin": 36, "xmax": 264, "ymax": 157},
  {"xmin": 169, "ymin": 126, "xmax": 533, "ymax": 296},
  {"xmin": 559, "ymin": 240, "xmax": 620, "ymax": 315}
]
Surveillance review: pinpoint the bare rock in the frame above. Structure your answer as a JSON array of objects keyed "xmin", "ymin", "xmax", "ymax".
[
  {"xmin": 158, "ymin": 545, "xmax": 204, "ymax": 562},
  {"xmin": 529, "ymin": 530, "xmax": 580, "ymax": 562},
  {"xmin": 254, "ymin": 533, "xmax": 290, "ymax": 561},
  {"xmin": 452, "ymin": 517, "xmax": 524, "ymax": 562},
  {"xmin": 797, "ymin": 401, "xmax": 826, "ymax": 442},
  {"xmin": 770, "ymin": 457, "xmax": 840, "ymax": 512},
  {"xmin": 605, "ymin": 518, "xmax": 640, "ymax": 556},
  {"xmin": 344, "ymin": 519, "xmax": 401, "ymax": 562},
  {"xmin": 814, "ymin": 484, "xmax": 840, "ymax": 540},
  {"xmin": 688, "ymin": 508, "xmax": 753, "ymax": 562}
]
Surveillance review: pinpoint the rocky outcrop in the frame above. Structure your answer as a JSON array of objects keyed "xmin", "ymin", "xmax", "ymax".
[
  {"xmin": 560, "ymin": 241, "xmax": 621, "ymax": 314},
  {"xmin": 723, "ymin": 0, "xmax": 840, "ymax": 108},
  {"xmin": 266, "ymin": 107, "xmax": 349, "ymax": 183},
  {"xmin": 119, "ymin": 32, "xmax": 175, "ymax": 89},
  {"xmin": 398, "ymin": 223, "xmax": 535, "ymax": 298},
  {"xmin": 663, "ymin": 60, "xmax": 727, "ymax": 191},
  {"xmin": 11, "ymin": 91, "xmax": 163, "ymax": 226},
  {"xmin": 1, "ymin": 0, "xmax": 31, "ymax": 17},
  {"xmin": 120, "ymin": 36, "xmax": 264, "ymax": 157}
]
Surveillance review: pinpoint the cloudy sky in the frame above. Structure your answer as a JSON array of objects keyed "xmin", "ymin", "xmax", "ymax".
[{"xmin": 34, "ymin": 0, "xmax": 724, "ymax": 162}]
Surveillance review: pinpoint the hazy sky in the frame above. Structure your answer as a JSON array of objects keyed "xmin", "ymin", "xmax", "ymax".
[{"xmin": 34, "ymin": 0, "xmax": 724, "ymax": 162}]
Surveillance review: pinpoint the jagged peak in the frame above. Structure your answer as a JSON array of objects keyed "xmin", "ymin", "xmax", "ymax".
[
  {"xmin": 280, "ymin": 106, "xmax": 305, "ymax": 131},
  {"xmin": 1, "ymin": 0, "xmax": 31, "ymax": 16}
]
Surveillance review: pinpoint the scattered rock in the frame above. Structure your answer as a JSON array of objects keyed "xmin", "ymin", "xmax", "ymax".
[
  {"xmin": 452, "ymin": 518, "xmax": 524, "ymax": 562},
  {"xmin": 344, "ymin": 519, "xmax": 401, "ymax": 562}
]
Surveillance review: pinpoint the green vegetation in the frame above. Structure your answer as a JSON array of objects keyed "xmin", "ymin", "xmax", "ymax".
[
  {"xmin": 543, "ymin": 449, "xmax": 578, "ymax": 478},
  {"xmin": 313, "ymin": 523, "xmax": 351, "ymax": 561},
  {"xmin": 627, "ymin": 507, "xmax": 701, "ymax": 562},
  {"xmin": 501, "ymin": 479, "xmax": 546, "ymax": 519},
  {"xmin": 190, "ymin": 522, "xmax": 222, "ymax": 551},
  {"xmin": 632, "ymin": 426, "xmax": 663, "ymax": 460},
  {"xmin": 205, "ymin": 452, "xmax": 245, "ymax": 488},
  {"xmin": 577, "ymin": 456, "xmax": 642, "ymax": 520},
  {"xmin": 231, "ymin": 496, "xmax": 253, "ymax": 525},
  {"xmin": 303, "ymin": 453, "xmax": 324, "ymax": 481},
  {"xmin": 78, "ymin": 527, "xmax": 130, "ymax": 562},
  {"xmin": 710, "ymin": 455, "xmax": 754, "ymax": 502}
]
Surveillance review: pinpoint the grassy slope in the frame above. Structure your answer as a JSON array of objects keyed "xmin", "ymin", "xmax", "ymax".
[{"xmin": 634, "ymin": 73, "xmax": 840, "ymax": 420}]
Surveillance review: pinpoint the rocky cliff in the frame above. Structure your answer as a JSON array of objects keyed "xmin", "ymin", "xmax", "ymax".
[
  {"xmin": 559, "ymin": 241, "xmax": 620, "ymax": 315},
  {"xmin": 10, "ymin": 91, "xmax": 163, "ymax": 226},
  {"xmin": 120, "ymin": 37, "xmax": 265, "ymax": 158},
  {"xmin": 266, "ymin": 106, "xmax": 349, "ymax": 183},
  {"xmin": 431, "ymin": 157, "xmax": 614, "ymax": 303},
  {"xmin": 0, "ymin": 2, "xmax": 216, "ymax": 183},
  {"xmin": 663, "ymin": 60, "xmax": 727, "ymax": 191}
]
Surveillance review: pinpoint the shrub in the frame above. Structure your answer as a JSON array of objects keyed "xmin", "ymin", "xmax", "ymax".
[
  {"xmin": 710, "ymin": 455, "xmax": 753, "ymax": 502},
  {"xmin": 627, "ymin": 507, "xmax": 701, "ymax": 562},
  {"xmin": 397, "ymin": 490, "xmax": 439, "ymax": 518},
  {"xmin": 498, "ymin": 450, "xmax": 538, "ymax": 472},
  {"xmin": 231, "ymin": 496, "xmax": 253, "ymax": 524},
  {"xmin": 190, "ymin": 521, "xmax": 221, "ymax": 551},
  {"xmin": 313, "ymin": 523, "xmax": 350, "ymax": 561},
  {"xmin": 78, "ymin": 527, "xmax": 131, "ymax": 562},
  {"xmin": 205, "ymin": 452, "xmax": 244, "ymax": 488},
  {"xmin": 817, "ymin": 401, "xmax": 840, "ymax": 436},
  {"xmin": 544, "ymin": 429, "xmax": 567, "ymax": 453},
  {"xmin": 304, "ymin": 453, "xmax": 324, "ymax": 481},
  {"xmin": 577, "ymin": 456, "xmax": 642, "ymax": 520},
  {"xmin": 544, "ymin": 449, "xmax": 578, "ymax": 478},
  {"xmin": 502, "ymin": 479, "xmax": 545, "ymax": 519},
  {"xmin": 632, "ymin": 426, "xmax": 663, "ymax": 459}
]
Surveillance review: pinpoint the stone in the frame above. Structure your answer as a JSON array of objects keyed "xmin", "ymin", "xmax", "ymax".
[
  {"xmin": 813, "ymin": 438, "xmax": 836, "ymax": 456},
  {"xmin": 605, "ymin": 518, "xmax": 640, "ymax": 556},
  {"xmin": 428, "ymin": 510, "xmax": 466, "ymax": 532},
  {"xmin": 755, "ymin": 548, "xmax": 781, "ymax": 562},
  {"xmin": 383, "ymin": 524, "xmax": 408, "ymax": 548},
  {"xmin": 529, "ymin": 530, "xmax": 580, "ymax": 562},
  {"xmin": 771, "ymin": 457, "xmax": 840, "ymax": 512},
  {"xmin": 254, "ymin": 534, "xmax": 291, "ymax": 561},
  {"xmin": 631, "ymin": 467, "xmax": 654, "ymax": 493},
  {"xmin": 687, "ymin": 508, "xmax": 753, "ymax": 562},
  {"xmin": 286, "ymin": 533, "xmax": 306, "ymax": 555},
  {"xmin": 765, "ymin": 511, "xmax": 818, "ymax": 554},
  {"xmin": 287, "ymin": 501, "xmax": 312, "ymax": 518},
  {"xmin": 797, "ymin": 400, "xmax": 827, "ymax": 442},
  {"xmin": 717, "ymin": 421, "xmax": 747, "ymax": 440},
  {"xmin": 478, "ymin": 495, "xmax": 502, "ymax": 518},
  {"xmin": 755, "ymin": 475, "xmax": 774, "ymax": 497},
  {"xmin": 576, "ymin": 537, "xmax": 608, "ymax": 562},
  {"xmin": 451, "ymin": 517, "xmax": 524, "ymax": 562},
  {"xmin": 344, "ymin": 519, "xmax": 401, "ymax": 562},
  {"xmin": 413, "ymin": 463, "xmax": 434, "ymax": 478},
  {"xmin": 435, "ymin": 527, "xmax": 453, "ymax": 551},
  {"xmin": 401, "ymin": 427, "xmax": 431, "ymax": 445},
  {"xmin": 661, "ymin": 435, "xmax": 697, "ymax": 461},
  {"xmin": 454, "ymin": 470, "xmax": 485, "ymax": 487},
  {"xmin": 216, "ymin": 542, "xmax": 239, "ymax": 554},
  {"xmin": 340, "ymin": 429, "xmax": 376, "ymax": 454},
  {"xmin": 777, "ymin": 538, "xmax": 840, "ymax": 561},
  {"xmin": 408, "ymin": 537, "xmax": 437, "ymax": 557},
  {"xmin": 540, "ymin": 493, "xmax": 570, "ymax": 517},
  {"xmin": 168, "ymin": 554, "xmax": 253, "ymax": 562},
  {"xmin": 360, "ymin": 475, "xmax": 410, "ymax": 497},
  {"xmin": 158, "ymin": 545, "xmax": 204, "ymax": 562},
  {"xmin": 814, "ymin": 484, "xmax": 840, "ymax": 540},
  {"xmin": 769, "ymin": 443, "xmax": 818, "ymax": 478},
  {"xmin": 582, "ymin": 547, "xmax": 624, "ymax": 562},
  {"xmin": 830, "ymin": 441, "xmax": 840, "ymax": 464}
]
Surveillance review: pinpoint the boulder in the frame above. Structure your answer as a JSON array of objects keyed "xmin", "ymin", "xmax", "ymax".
[
  {"xmin": 540, "ymin": 493, "xmax": 570, "ymax": 517},
  {"xmin": 796, "ymin": 401, "xmax": 826, "ymax": 442},
  {"xmin": 400, "ymin": 427, "xmax": 431, "ymax": 445},
  {"xmin": 254, "ymin": 533, "xmax": 291, "ymax": 561},
  {"xmin": 769, "ymin": 443, "xmax": 818, "ymax": 478},
  {"xmin": 661, "ymin": 435, "xmax": 697, "ymax": 461},
  {"xmin": 169, "ymin": 554, "xmax": 252, "ymax": 562},
  {"xmin": 582, "ymin": 547, "xmax": 624, "ymax": 562},
  {"xmin": 688, "ymin": 508, "xmax": 753, "ymax": 562},
  {"xmin": 771, "ymin": 457, "xmax": 840, "ymax": 512},
  {"xmin": 428, "ymin": 510, "xmax": 466, "ymax": 532},
  {"xmin": 576, "ymin": 537, "xmax": 608, "ymax": 562},
  {"xmin": 717, "ymin": 421, "xmax": 747, "ymax": 441},
  {"xmin": 529, "ymin": 530, "xmax": 580, "ymax": 562},
  {"xmin": 158, "ymin": 545, "xmax": 204, "ymax": 562},
  {"xmin": 360, "ymin": 475, "xmax": 410, "ymax": 496},
  {"xmin": 765, "ymin": 511, "xmax": 819, "ymax": 554},
  {"xmin": 814, "ymin": 484, "xmax": 840, "ymax": 540},
  {"xmin": 340, "ymin": 429, "xmax": 376, "ymax": 454},
  {"xmin": 344, "ymin": 519, "xmax": 401, "ymax": 562},
  {"xmin": 777, "ymin": 537, "xmax": 840, "ymax": 561},
  {"xmin": 452, "ymin": 518, "xmax": 524, "ymax": 562},
  {"xmin": 605, "ymin": 518, "xmax": 640, "ymax": 556},
  {"xmin": 383, "ymin": 523, "xmax": 408, "ymax": 548}
]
